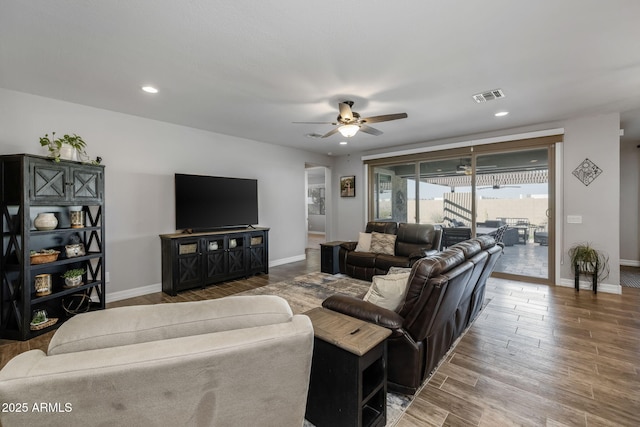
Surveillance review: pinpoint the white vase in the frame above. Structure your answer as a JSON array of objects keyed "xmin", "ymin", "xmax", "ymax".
[
  {"xmin": 34, "ymin": 213, "xmax": 58, "ymax": 230},
  {"xmin": 58, "ymin": 144, "xmax": 78, "ymax": 161}
]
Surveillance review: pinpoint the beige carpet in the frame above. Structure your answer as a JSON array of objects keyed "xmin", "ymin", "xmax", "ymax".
[{"xmin": 235, "ymin": 271, "xmax": 414, "ymax": 427}]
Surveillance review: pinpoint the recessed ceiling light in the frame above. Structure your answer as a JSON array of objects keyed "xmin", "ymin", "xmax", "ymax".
[
  {"xmin": 339, "ymin": 141, "xmax": 348, "ymax": 145},
  {"xmin": 495, "ymin": 111, "xmax": 509, "ymax": 117},
  {"xmin": 141, "ymin": 86, "xmax": 158, "ymax": 94}
]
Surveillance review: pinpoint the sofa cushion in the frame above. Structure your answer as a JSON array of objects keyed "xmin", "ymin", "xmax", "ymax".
[
  {"xmin": 375, "ymin": 253, "xmax": 412, "ymax": 271},
  {"xmin": 48, "ymin": 295, "xmax": 293, "ymax": 355},
  {"xmin": 370, "ymin": 232, "xmax": 396, "ymax": 255},
  {"xmin": 398, "ymin": 248, "xmax": 466, "ymax": 317},
  {"xmin": 345, "ymin": 250, "xmax": 377, "ymax": 268},
  {"xmin": 395, "ymin": 223, "xmax": 438, "ymax": 257},
  {"xmin": 474, "ymin": 235, "xmax": 497, "ymax": 250},
  {"xmin": 365, "ymin": 221, "xmax": 398, "ymax": 234},
  {"xmin": 354, "ymin": 232, "xmax": 372, "ymax": 252},
  {"xmin": 450, "ymin": 239, "xmax": 481, "ymax": 259},
  {"xmin": 364, "ymin": 272, "xmax": 411, "ymax": 311}
]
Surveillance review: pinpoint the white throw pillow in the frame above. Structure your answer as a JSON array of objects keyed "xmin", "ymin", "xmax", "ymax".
[
  {"xmin": 363, "ymin": 272, "xmax": 411, "ymax": 312},
  {"xmin": 354, "ymin": 232, "xmax": 372, "ymax": 252},
  {"xmin": 388, "ymin": 266, "xmax": 412, "ymax": 275}
]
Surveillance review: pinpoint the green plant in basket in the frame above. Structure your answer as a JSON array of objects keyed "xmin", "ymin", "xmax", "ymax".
[
  {"xmin": 62, "ymin": 268, "xmax": 85, "ymax": 288},
  {"xmin": 61, "ymin": 268, "xmax": 85, "ymax": 279}
]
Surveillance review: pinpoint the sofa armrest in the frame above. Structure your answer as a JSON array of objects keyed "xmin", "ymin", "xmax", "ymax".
[
  {"xmin": 340, "ymin": 241, "xmax": 357, "ymax": 251},
  {"xmin": 322, "ymin": 295, "xmax": 404, "ymax": 330}
]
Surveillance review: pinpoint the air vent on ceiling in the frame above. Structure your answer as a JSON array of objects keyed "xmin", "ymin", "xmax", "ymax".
[{"xmin": 472, "ymin": 89, "xmax": 506, "ymax": 103}]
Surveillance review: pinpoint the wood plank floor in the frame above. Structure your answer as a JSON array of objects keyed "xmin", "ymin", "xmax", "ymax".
[
  {"xmin": 1, "ymin": 249, "xmax": 639, "ymax": 426},
  {"xmin": 398, "ymin": 277, "xmax": 640, "ymax": 427}
]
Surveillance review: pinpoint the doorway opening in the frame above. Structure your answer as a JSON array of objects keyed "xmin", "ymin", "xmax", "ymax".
[{"xmin": 305, "ymin": 166, "xmax": 327, "ymax": 249}]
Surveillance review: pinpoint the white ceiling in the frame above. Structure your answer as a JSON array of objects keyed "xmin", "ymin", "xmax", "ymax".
[{"xmin": 2, "ymin": 1, "xmax": 639, "ymax": 155}]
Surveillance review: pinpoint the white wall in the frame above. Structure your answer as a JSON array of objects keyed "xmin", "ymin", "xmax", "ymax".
[
  {"xmin": 332, "ymin": 114, "xmax": 624, "ymax": 290},
  {"xmin": 620, "ymin": 139, "xmax": 640, "ymax": 265},
  {"xmin": 562, "ymin": 114, "xmax": 620, "ymax": 286},
  {"xmin": 0, "ymin": 88, "xmax": 332, "ymax": 299},
  {"xmin": 332, "ymin": 153, "xmax": 368, "ymax": 242}
]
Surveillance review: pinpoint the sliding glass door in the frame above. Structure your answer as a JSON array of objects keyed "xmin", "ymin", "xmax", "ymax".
[
  {"xmin": 371, "ymin": 162, "xmax": 417, "ymax": 223},
  {"xmin": 474, "ymin": 147, "xmax": 553, "ymax": 282},
  {"xmin": 367, "ymin": 137, "xmax": 557, "ymax": 284}
]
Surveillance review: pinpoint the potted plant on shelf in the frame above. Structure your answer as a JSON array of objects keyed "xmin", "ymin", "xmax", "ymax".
[
  {"xmin": 61, "ymin": 268, "xmax": 85, "ymax": 288},
  {"xmin": 568, "ymin": 242, "xmax": 609, "ymax": 290},
  {"xmin": 39, "ymin": 132, "xmax": 90, "ymax": 162}
]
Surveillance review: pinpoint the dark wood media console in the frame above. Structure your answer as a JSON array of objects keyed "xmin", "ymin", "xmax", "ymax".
[{"xmin": 160, "ymin": 227, "xmax": 269, "ymax": 295}]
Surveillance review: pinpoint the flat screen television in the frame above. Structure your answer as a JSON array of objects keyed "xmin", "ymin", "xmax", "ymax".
[{"xmin": 175, "ymin": 174, "xmax": 258, "ymax": 231}]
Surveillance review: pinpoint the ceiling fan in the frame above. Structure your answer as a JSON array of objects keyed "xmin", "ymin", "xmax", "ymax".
[
  {"xmin": 293, "ymin": 101, "xmax": 407, "ymax": 138},
  {"xmin": 478, "ymin": 177, "xmax": 521, "ymax": 190}
]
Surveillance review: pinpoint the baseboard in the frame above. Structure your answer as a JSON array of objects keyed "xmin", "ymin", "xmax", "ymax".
[
  {"xmin": 105, "ymin": 254, "xmax": 308, "ymax": 303},
  {"xmin": 557, "ymin": 278, "xmax": 621, "ymax": 294},
  {"xmin": 269, "ymin": 254, "xmax": 306, "ymax": 267},
  {"xmin": 106, "ymin": 283, "xmax": 162, "ymax": 303},
  {"xmin": 620, "ymin": 259, "xmax": 640, "ymax": 267}
]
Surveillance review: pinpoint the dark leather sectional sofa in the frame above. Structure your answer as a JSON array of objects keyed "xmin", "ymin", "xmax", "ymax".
[
  {"xmin": 338, "ymin": 221, "xmax": 442, "ymax": 281},
  {"xmin": 324, "ymin": 235, "xmax": 503, "ymax": 394}
]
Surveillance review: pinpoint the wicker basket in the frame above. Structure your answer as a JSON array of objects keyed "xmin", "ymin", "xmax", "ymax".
[
  {"xmin": 30, "ymin": 250, "xmax": 60, "ymax": 265},
  {"xmin": 30, "ymin": 317, "xmax": 58, "ymax": 331}
]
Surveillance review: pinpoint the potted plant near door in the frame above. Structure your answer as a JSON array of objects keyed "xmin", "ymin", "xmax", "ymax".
[{"xmin": 568, "ymin": 242, "xmax": 609, "ymax": 292}]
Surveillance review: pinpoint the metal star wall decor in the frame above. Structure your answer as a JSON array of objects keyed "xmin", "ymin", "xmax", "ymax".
[{"xmin": 572, "ymin": 158, "xmax": 603, "ymax": 186}]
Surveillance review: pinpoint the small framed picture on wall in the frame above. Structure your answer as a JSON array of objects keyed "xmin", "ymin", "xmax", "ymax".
[{"xmin": 340, "ymin": 176, "xmax": 355, "ymax": 197}]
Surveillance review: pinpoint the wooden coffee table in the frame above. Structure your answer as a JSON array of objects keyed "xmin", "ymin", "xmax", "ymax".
[{"xmin": 304, "ymin": 307, "xmax": 391, "ymax": 427}]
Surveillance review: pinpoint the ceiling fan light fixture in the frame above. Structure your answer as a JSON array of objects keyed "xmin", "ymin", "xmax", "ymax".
[{"xmin": 338, "ymin": 124, "xmax": 359, "ymax": 138}]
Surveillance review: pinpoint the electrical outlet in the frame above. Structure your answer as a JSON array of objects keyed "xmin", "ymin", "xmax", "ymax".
[{"xmin": 105, "ymin": 272, "xmax": 110, "ymax": 283}]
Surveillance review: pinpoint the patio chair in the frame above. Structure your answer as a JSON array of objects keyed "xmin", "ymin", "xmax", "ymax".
[
  {"xmin": 440, "ymin": 227, "xmax": 471, "ymax": 249},
  {"xmin": 533, "ymin": 226, "xmax": 548, "ymax": 246}
]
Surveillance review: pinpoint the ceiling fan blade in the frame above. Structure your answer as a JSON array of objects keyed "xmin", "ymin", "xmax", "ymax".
[
  {"xmin": 359, "ymin": 124, "xmax": 383, "ymax": 136},
  {"xmin": 360, "ymin": 112, "xmax": 408, "ymax": 124},
  {"xmin": 338, "ymin": 102, "xmax": 354, "ymax": 121},
  {"xmin": 292, "ymin": 121, "xmax": 337, "ymax": 125},
  {"xmin": 321, "ymin": 127, "xmax": 341, "ymax": 138}
]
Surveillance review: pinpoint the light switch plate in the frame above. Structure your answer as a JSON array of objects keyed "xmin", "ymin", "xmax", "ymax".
[{"xmin": 567, "ymin": 215, "xmax": 582, "ymax": 224}]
